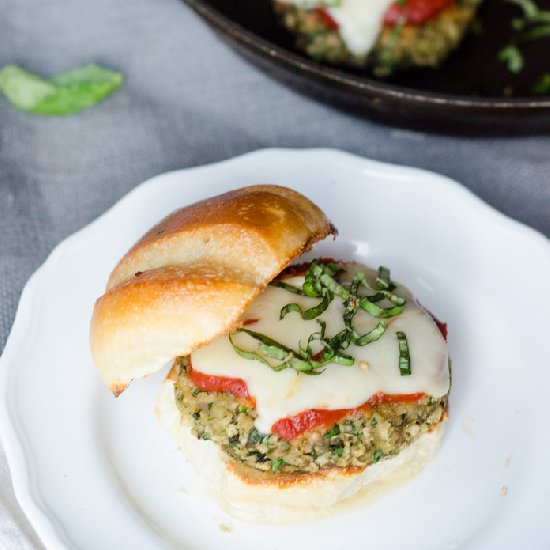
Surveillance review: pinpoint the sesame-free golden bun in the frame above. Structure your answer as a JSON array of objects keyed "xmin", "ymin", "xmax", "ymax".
[{"xmin": 90, "ymin": 185, "xmax": 335, "ymax": 395}]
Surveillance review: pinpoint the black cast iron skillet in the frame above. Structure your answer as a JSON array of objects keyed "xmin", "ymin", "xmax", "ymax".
[{"xmin": 184, "ymin": 0, "xmax": 550, "ymax": 135}]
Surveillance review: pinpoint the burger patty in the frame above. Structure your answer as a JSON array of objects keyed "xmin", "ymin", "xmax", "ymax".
[
  {"xmin": 173, "ymin": 363, "xmax": 448, "ymax": 474},
  {"xmin": 273, "ymin": 0, "xmax": 481, "ymax": 74}
]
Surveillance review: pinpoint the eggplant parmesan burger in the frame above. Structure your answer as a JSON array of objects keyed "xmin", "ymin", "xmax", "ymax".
[
  {"xmin": 91, "ymin": 185, "xmax": 450, "ymax": 522},
  {"xmin": 273, "ymin": 0, "xmax": 481, "ymax": 74}
]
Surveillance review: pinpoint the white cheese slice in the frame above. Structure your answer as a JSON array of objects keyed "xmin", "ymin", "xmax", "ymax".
[
  {"xmin": 191, "ymin": 264, "xmax": 449, "ymax": 433},
  {"xmin": 282, "ymin": 0, "xmax": 395, "ymax": 56}
]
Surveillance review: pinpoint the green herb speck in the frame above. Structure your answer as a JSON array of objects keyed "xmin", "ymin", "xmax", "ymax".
[
  {"xmin": 499, "ymin": 45, "xmax": 524, "ymax": 73},
  {"xmin": 271, "ymin": 458, "xmax": 284, "ymax": 472},
  {"xmin": 324, "ymin": 425, "xmax": 341, "ymax": 439}
]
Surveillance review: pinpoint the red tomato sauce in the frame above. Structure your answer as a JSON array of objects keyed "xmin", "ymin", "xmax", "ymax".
[
  {"xmin": 434, "ymin": 318, "xmax": 448, "ymax": 341},
  {"xmin": 384, "ymin": 0, "xmax": 453, "ymax": 26},
  {"xmin": 271, "ymin": 392, "xmax": 425, "ymax": 440},
  {"xmin": 188, "ymin": 359, "xmax": 427, "ymax": 440},
  {"xmin": 315, "ymin": 0, "xmax": 453, "ymax": 31},
  {"xmin": 187, "ymin": 361, "xmax": 256, "ymax": 407},
  {"xmin": 314, "ymin": 7, "xmax": 339, "ymax": 29},
  {"xmin": 426, "ymin": 312, "xmax": 448, "ymax": 342}
]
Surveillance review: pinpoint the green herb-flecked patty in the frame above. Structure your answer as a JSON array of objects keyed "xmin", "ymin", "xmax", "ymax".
[
  {"xmin": 173, "ymin": 362, "xmax": 448, "ymax": 474},
  {"xmin": 273, "ymin": 0, "xmax": 481, "ymax": 75}
]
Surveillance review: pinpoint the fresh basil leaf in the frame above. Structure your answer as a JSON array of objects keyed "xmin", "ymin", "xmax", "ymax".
[
  {"xmin": 0, "ymin": 66, "xmax": 55, "ymax": 111},
  {"xmin": 228, "ymin": 332, "xmax": 274, "ymax": 368},
  {"xmin": 279, "ymin": 289, "xmax": 333, "ymax": 321},
  {"xmin": 359, "ymin": 296, "xmax": 405, "ymax": 318},
  {"xmin": 382, "ymin": 290, "xmax": 406, "ymax": 306},
  {"xmin": 0, "ymin": 63, "xmax": 123, "ymax": 115},
  {"xmin": 499, "ymin": 45, "xmax": 524, "ymax": 73},
  {"xmin": 303, "ymin": 262, "xmax": 323, "ymax": 297},
  {"xmin": 279, "ymin": 302, "xmax": 303, "ymax": 320},
  {"xmin": 259, "ymin": 343, "xmax": 289, "ymax": 361},
  {"xmin": 366, "ymin": 292, "xmax": 385, "ymax": 303},
  {"xmin": 271, "ymin": 281, "xmax": 305, "ymax": 295},
  {"xmin": 376, "ymin": 266, "xmax": 391, "ymax": 290},
  {"xmin": 327, "ymin": 327, "xmax": 354, "ymax": 351},
  {"xmin": 355, "ymin": 321, "xmax": 387, "ymax": 346},
  {"xmin": 332, "ymin": 352, "xmax": 355, "ymax": 366},
  {"xmin": 396, "ymin": 331, "xmax": 412, "ymax": 375},
  {"xmin": 237, "ymin": 328, "xmax": 293, "ymax": 353},
  {"xmin": 319, "ymin": 272, "xmax": 350, "ymax": 300},
  {"xmin": 315, "ymin": 319, "xmax": 327, "ymax": 340},
  {"xmin": 285, "ymin": 357, "xmax": 316, "ymax": 372}
]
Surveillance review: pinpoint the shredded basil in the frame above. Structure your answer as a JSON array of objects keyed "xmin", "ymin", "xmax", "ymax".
[
  {"xmin": 359, "ymin": 296, "xmax": 405, "ymax": 318},
  {"xmin": 315, "ymin": 264, "xmax": 405, "ymax": 318},
  {"xmin": 279, "ymin": 288, "xmax": 333, "ymax": 320},
  {"xmin": 231, "ymin": 328, "xmax": 320, "ymax": 374},
  {"xmin": 499, "ymin": 45, "xmax": 524, "ymax": 73},
  {"xmin": 499, "ymin": 0, "xmax": 550, "ymax": 81},
  {"xmin": 376, "ymin": 266, "xmax": 392, "ymax": 290},
  {"xmin": 396, "ymin": 331, "xmax": 412, "ymax": 375},
  {"xmin": 355, "ymin": 321, "xmax": 387, "ymax": 346},
  {"xmin": 229, "ymin": 332, "xmax": 275, "ymax": 369},
  {"xmin": 231, "ymin": 261, "xmax": 409, "ymax": 375},
  {"xmin": 271, "ymin": 281, "xmax": 304, "ymax": 295}
]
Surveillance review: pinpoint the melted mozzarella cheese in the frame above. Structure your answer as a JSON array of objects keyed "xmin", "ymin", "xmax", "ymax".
[
  {"xmin": 191, "ymin": 264, "xmax": 449, "ymax": 433},
  {"xmin": 283, "ymin": 0, "xmax": 394, "ymax": 56}
]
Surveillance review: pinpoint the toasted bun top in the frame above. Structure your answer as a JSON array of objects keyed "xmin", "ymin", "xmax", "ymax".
[{"xmin": 90, "ymin": 185, "xmax": 335, "ymax": 395}]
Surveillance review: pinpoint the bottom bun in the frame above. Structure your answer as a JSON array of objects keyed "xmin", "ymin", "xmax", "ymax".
[{"xmin": 157, "ymin": 377, "xmax": 445, "ymax": 523}]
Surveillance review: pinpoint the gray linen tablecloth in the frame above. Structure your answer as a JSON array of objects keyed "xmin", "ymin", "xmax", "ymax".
[{"xmin": 1, "ymin": 0, "xmax": 549, "ymax": 547}]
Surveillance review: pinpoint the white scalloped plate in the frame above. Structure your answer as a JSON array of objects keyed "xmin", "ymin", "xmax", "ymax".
[{"xmin": 1, "ymin": 149, "xmax": 549, "ymax": 550}]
